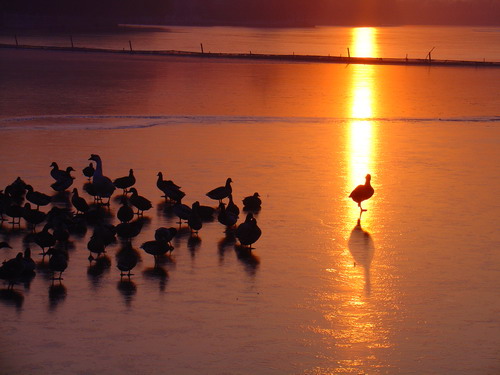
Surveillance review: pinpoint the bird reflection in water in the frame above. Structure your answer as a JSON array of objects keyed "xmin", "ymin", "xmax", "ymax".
[
  {"xmin": 218, "ymin": 232, "xmax": 237, "ymax": 264},
  {"xmin": 0, "ymin": 288, "xmax": 24, "ymax": 311},
  {"xmin": 187, "ymin": 235, "xmax": 202, "ymax": 259},
  {"xmin": 234, "ymin": 245, "xmax": 260, "ymax": 276},
  {"xmin": 117, "ymin": 279, "xmax": 137, "ymax": 307},
  {"xmin": 347, "ymin": 219, "xmax": 375, "ymax": 294},
  {"xmin": 48, "ymin": 282, "xmax": 67, "ymax": 311},
  {"xmin": 87, "ymin": 255, "xmax": 112, "ymax": 287},
  {"xmin": 143, "ymin": 266, "xmax": 168, "ymax": 292}
]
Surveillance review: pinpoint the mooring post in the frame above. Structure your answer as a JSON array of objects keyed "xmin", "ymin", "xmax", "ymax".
[
  {"xmin": 427, "ymin": 47, "xmax": 435, "ymax": 63},
  {"xmin": 129, "ymin": 40, "xmax": 133, "ymax": 52},
  {"xmin": 200, "ymin": 43, "xmax": 204, "ymax": 54},
  {"xmin": 70, "ymin": 35, "xmax": 74, "ymax": 49},
  {"xmin": 347, "ymin": 48, "xmax": 350, "ymax": 58},
  {"xmin": 15, "ymin": 35, "xmax": 18, "ymax": 47}
]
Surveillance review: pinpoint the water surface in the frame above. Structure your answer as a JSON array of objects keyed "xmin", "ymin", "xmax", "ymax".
[{"xmin": 0, "ymin": 39, "xmax": 499, "ymax": 375}]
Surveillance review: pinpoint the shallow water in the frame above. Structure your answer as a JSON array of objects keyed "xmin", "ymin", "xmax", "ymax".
[{"xmin": 0, "ymin": 48, "xmax": 499, "ymax": 374}]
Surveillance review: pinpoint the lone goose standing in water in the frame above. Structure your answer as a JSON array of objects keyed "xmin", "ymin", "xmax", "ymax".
[{"xmin": 349, "ymin": 174, "xmax": 374, "ymax": 214}]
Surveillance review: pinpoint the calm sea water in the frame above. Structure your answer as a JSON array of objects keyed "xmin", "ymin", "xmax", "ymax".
[
  {"xmin": 0, "ymin": 27, "xmax": 499, "ymax": 375},
  {"xmin": 2, "ymin": 25, "xmax": 500, "ymax": 61}
]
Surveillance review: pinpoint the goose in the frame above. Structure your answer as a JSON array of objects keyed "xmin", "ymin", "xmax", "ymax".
[
  {"xmin": 172, "ymin": 200, "xmax": 191, "ymax": 226},
  {"xmin": 116, "ymin": 219, "xmax": 144, "ymax": 241},
  {"xmin": 51, "ymin": 222, "xmax": 70, "ymax": 250},
  {"xmin": 22, "ymin": 247, "xmax": 36, "ymax": 275},
  {"xmin": 226, "ymin": 194, "xmax": 240, "ymax": 216},
  {"xmin": 46, "ymin": 248, "xmax": 68, "ymax": 280},
  {"xmin": 4, "ymin": 177, "xmax": 27, "ymax": 205},
  {"xmin": 349, "ymin": 174, "xmax": 374, "ymax": 213},
  {"xmin": 206, "ymin": 178, "xmax": 232, "ymax": 204},
  {"xmin": 243, "ymin": 192, "xmax": 262, "ymax": 211},
  {"xmin": 82, "ymin": 163, "xmax": 95, "ymax": 181},
  {"xmin": 156, "ymin": 172, "xmax": 185, "ymax": 203},
  {"xmin": 116, "ymin": 243, "xmax": 139, "ymax": 277},
  {"xmin": 154, "ymin": 227, "xmax": 177, "ymax": 247},
  {"xmin": 113, "ymin": 169, "xmax": 136, "ymax": 194},
  {"xmin": 0, "ymin": 190, "xmax": 9, "ymax": 221},
  {"xmin": 50, "ymin": 162, "xmax": 71, "ymax": 181},
  {"xmin": 0, "ymin": 252, "xmax": 25, "ymax": 289},
  {"xmin": 88, "ymin": 154, "xmax": 116, "ymax": 205},
  {"xmin": 50, "ymin": 167, "xmax": 75, "ymax": 192},
  {"xmin": 117, "ymin": 197, "xmax": 134, "ymax": 223},
  {"xmin": 22, "ymin": 203, "xmax": 46, "ymax": 231},
  {"xmin": 236, "ymin": 212, "xmax": 262, "ymax": 249},
  {"xmin": 187, "ymin": 201, "xmax": 202, "ymax": 235},
  {"xmin": 140, "ymin": 239, "xmax": 172, "ymax": 266},
  {"xmin": 33, "ymin": 224, "xmax": 56, "ymax": 255},
  {"xmin": 25, "ymin": 185, "xmax": 51, "ymax": 210},
  {"xmin": 71, "ymin": 188, "xmax": 89, "ymax": 215},
  {"xmin": 128, "ymin": 188, "xmax": 152, "ymax": 215},
  {"xmin": 217, "ymin": 202, "xmax": 238, "ymax": 228},
  {"xmin": 87, "ymin": 235, "xmax": 106, "ymax": 261},
  {"xmin": 5, "ymin": 203, "xmax": 24, "ymax": 226}
]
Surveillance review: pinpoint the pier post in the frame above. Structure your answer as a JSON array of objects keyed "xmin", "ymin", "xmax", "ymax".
[
  {"xmin": 427, "ymin": 47, "xmax": 435, "ymax": 63},
  {"xmin": 15, "ymin": 35, "xmax": 18, "ymax": 47},
  {"xmin": 70, "ymin": 35, "xmax": 74, "ymax": 49},
  {"xmin": 347, "ymin": 48, "xmax": 350, "ymax": 58},
  {"xmin": 129, "ymin": 40, "xmax": 133, "ymax": 52},
  {"xmin": 200, "ymin": 43, "xmax": 204, "ymax": 54}
]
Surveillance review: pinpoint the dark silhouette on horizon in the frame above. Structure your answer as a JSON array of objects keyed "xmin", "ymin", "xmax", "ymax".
[{"xmin": 2, "ymin": 0, "xmax": 500, "ymax": 31}]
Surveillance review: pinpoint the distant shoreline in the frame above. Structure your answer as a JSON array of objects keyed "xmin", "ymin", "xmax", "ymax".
[{"xmin": 1, "ymin": 43, "xmax": 499, "ymax": 68}]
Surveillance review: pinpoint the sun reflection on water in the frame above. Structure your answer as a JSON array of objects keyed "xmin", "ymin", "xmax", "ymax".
[{"xmin": 314, "ymin": 28, "xmax": 390, "ymax": 373}]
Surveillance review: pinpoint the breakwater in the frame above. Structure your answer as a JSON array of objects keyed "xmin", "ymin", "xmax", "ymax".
[{"xmin": 2, "ymin": 43, "xmax": 500, "ymax": 67}]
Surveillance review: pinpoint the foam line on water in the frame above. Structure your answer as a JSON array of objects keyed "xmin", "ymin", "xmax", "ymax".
[{"xmin": 0, "ymin": 114, "xmax": 498, "ymax": 131}]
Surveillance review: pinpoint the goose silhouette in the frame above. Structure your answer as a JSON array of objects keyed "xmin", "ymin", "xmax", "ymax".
[
  {"xmin": 128, "ymin": 188, "xmax": 152, "ymax": 215},
  {"xmin": 113, "ymin": 169, "xmax": 136, "ymax": 194},
  {"xmin": 206, "ymin": 178, "xmax": 232, "ymax": 204},
  {"xmin": 0, "ymin": 252, "xmax": 25, "ymax": 289},
  {"xmin": 116, "ymin": 243, "xmax": 139, "ymax": 277},
  {"xmin": 82, "ymin": 163, "xmax": 95, "ymax": 181},
  {"xmin": 217, "ymin": 202, "xmax": 238, "ymax": 228},
  {"xmin": 25, "ymin": 185, "xmax": 51, "ymax": 210},
  {"xmin": 236, "ymin": 212, "xmax": 262, "ymax": 249},
  {"xmin": 156, "ymin": 172, "xmax": 185, "ymax": 203},
  {"xmin": 47, "ymin": 248, "xmax": 68, "ymax": 280},
  {"xmin": 88, "ymin": 154, "xmax": 116, "ymax": 205},
  {"xmin": 50, "ymin": 167, "xmax": 75, "ymax": 192},
  {"xmin": 50, "ymin": 162, "xmax": 74, "ymax": 181},
  {"xmin": 71, "ymin": 188, "xmax": 89, "ymax": 215},
  {"xmin": 349, "ymin": 174, "xmax": 374, "ymax": 215},
  {"xmin": 187, "ymin": 201, "xmax": 203, "ymax": 235},
  {"xmin": 242, "ymin": 192, "xmax": 261, "ymax": 211},
  {"xmin": 22, "ymin": 203, "xmax": 46, "ymax": 231},
  {"xmin": 117, "ymin": 197, "xmax": 134, "ymax": 223}
]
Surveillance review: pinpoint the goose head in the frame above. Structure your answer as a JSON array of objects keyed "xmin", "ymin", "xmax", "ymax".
[{"xmin": 89, "ymin": 154, "xmax": 101, "ymax": 162}]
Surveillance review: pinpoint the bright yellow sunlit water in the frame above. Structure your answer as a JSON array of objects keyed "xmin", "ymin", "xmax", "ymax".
[
  {"xmin": 323, "ymin": 28, "xmax": 388, "ymax": 371},
  {"xmin": 348, "ymin": 28, "xmax": 378, "ymax": 222}
]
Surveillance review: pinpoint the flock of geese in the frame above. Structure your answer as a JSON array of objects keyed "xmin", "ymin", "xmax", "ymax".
[{"xmin": 0, "ymin": 154, "xmax": 264, "ymax": 290}]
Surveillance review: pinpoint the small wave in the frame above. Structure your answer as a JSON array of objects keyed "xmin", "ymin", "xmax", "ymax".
[{"xmin": 0, "ymin": 114, "xmax": 498, "ymax": 131}]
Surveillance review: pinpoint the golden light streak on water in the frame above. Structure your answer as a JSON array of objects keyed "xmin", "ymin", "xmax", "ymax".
[{"xmin": 319, "ymin": 28, "xmax": 389, "ymax": 372}]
